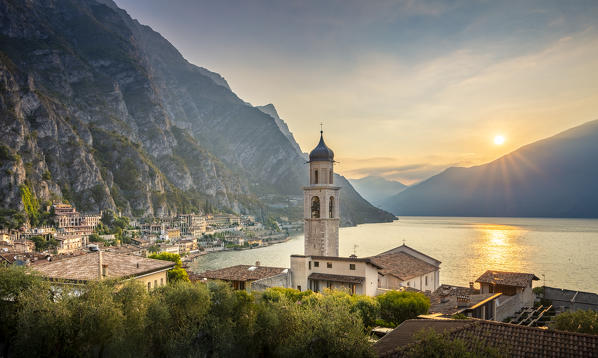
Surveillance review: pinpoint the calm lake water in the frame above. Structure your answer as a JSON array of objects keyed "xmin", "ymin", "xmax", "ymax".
[{"xmin": 190, "ymin": 217, "xmax": 598, "ymax": 293}]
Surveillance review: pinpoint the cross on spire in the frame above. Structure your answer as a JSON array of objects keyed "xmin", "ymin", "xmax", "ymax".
[{"xmin": 320, "ymin": 122, "xmax": 323, "ymax": 134}]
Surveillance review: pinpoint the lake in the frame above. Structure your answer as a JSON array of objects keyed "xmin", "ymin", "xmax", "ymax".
[{"xmin": 190, "ymin": 217, "xmax": 598, "ymax": 293}]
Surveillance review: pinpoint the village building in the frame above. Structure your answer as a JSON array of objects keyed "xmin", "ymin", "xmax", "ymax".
[
  {"xmin": 424, "ymin": 284, "xmax": 503, "ymax": 321},
  {"xmin": 374, "ymin": 318, "xmax": 598, "ymax": 358},
  {"xmin": 33, "ymin": 251, "xmax": 174, "ymax": 290},
  {"xmin": 543, "ymin": 286, "xmax": 598, "ymax": 313},
  {"xmin": 289, "ymin": 131, "xmax": 440, "ymax": 296},
  {"xmin": 178, "ymin": 239, "xmax": 198, "ymax": 254},
  {"xmin": 196, "ymin": 263, "xmax": 289, "ymax": 291},
  {"xmin": 476, "ymin": 270, "xmax": 539, "ymax": 321},
  {"xmin": 54, "ymin": 233, "xmax": 85, "ymax": 254}
]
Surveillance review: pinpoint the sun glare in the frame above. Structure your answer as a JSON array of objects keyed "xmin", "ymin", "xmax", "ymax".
[{"xmin": 494, "ymin": 135, "xmax": 505, "ymax": 145}]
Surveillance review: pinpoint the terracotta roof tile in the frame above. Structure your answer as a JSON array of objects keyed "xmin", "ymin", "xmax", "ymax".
[
  {"xmin": 33, "ymin": 251, "xmax": 174, "ymax": 281},
  {"xmin": 476, "ymin": 270, "xmax": 540, "ymax": 287},
  {"xmin": 375, "ymin": 319, "xmax": 598, "ymax": 358},
  {"xmin": 197, "ymin": 265, "xmax": 287, "ymax": 282},
  {"xmin": 369, "ymin": 252, "xmax": 438, "ymax": 281}
]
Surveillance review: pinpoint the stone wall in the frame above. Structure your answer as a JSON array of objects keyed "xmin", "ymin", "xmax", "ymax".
[{"xmin": 251, "ymin": 271, "xmax": 290, "ymax": 291}]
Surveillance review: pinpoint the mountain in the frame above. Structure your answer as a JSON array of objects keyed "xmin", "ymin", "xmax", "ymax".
[
  {"xmin": 0, "ymin": 0, "xmax": 394, "ymax": 225},
  {"xmin": 349, "ymin": 176, "xmax": 407, "ymax": 206},
  {"xmin": 382, "ymin": 120, "xmax": 598, "ymax": 218},
  {"xmin": 256, "ymin": 104, "xmax": 303, "ymax": 156}
]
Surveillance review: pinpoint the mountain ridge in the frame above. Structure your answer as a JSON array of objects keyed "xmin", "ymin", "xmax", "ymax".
[
  {"xmin": 0, "ymin": 0, "xmax": 395, "ymax": 225},
  {"xmin": 382, "ymin": 119, "xmax": 598, "ymax": 218}
]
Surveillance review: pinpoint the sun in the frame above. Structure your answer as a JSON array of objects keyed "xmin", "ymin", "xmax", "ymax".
[{"xmin": 494, "ymin": 135, "xmax": 505, "ymax": 145}]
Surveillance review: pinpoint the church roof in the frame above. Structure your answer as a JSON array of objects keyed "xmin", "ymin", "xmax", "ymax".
[
  {"xmin": 308, "ymin": 131, "xmax": 334, "ymax": 162},
  {"xmin": 369, "ymin": 251, "xmax": 438, "ymax": 281}
]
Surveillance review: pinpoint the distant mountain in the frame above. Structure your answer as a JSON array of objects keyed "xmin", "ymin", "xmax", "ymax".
[
  {"xmin": 382, "ymin": 120, "xmax": 598, "ymax": 218},
  {"xmin": 349, "ymin": 176, "xmax": 407, "ymax": 206},
  {"xmin": 0, "ymin": 0, "xmax": 395, "ymax": 225}
]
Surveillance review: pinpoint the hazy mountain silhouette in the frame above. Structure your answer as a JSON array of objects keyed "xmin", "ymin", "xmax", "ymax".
[
  {"xmin": 382, "ymin": 120, "xmax": 598, "ymax": 218},
  {"xmin": 349, "ymin": 176, "xmax": 407, "ymax": 207}
]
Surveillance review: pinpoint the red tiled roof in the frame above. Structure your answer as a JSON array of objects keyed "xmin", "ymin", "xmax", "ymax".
[
  {"xmin": 375, "ymin": 319, "xmax": 598, "ymax": 358},
  {"xmin": 476, "ymin": 270, "xmax": 540, "ymax": 287},
  {"xmin": 197, "ymin": 265, "xmax": 287, "ymax": 282},
  {"xmin": 369, "ymin": 251, "xmax": 438, "ymax": 281},
  {"xmin": 33, "ymin": 251, "xmax": 174, "ymax": 282}
]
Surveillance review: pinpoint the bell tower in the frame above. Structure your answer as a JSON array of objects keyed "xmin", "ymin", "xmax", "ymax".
[{"xmin": 304, "ymin": 130, "xmax": 340, "ymax": 256}]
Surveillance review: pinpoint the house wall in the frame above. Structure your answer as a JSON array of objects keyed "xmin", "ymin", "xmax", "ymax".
[
  {"xmin": 290, "ymin": 256, "xmax": 310, "ymax": 291},
  {"xmin": 291, "ymin": 256, "xmax": 379, "ymax": 296},
  {"xmin": 135, "ymin": 270, "xmax": 169, "ymax": 291}
]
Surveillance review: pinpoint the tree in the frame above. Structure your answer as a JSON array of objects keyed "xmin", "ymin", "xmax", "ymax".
[
  {"xmin": 148, "ymin": 253, "xmax": 189, "ymax": 282},
  {"xmin": 376, "ymin": 290, "xmax": 430, "ymax": 326},
  {"xmin": 552, "ymin": 309, "xmax": 598, "ymax": 335},
  {"xmin": 29, "ymin": 235, "xmax": 57, "ymax": 252},
  {"xmin": 0, "ymin": 266, "xmax": 45, "ymax": 357}
]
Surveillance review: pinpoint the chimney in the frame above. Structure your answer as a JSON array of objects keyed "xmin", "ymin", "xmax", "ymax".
[
  {"xmin": 102, "ymin": 264, "xmax": 108, "ymax": 278},
  {"xmin": 255, "ymin": 261, "xmax": 260, "ymax": 266}
]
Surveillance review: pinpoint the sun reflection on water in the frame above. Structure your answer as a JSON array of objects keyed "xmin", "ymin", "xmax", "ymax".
[{"xmin": 473, "ymin": 224, "xmax": 526, "ymax": 272}]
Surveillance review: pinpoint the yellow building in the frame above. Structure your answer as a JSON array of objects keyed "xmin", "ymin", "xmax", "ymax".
[{"xmin": 33, "ymin": 251, "xmax": 174, "ymax": 290}]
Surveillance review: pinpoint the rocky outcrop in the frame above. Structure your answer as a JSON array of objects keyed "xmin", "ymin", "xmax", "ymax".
[{"xmin": 0, "ymin": 0, "xmax": 395, "ymax": 225}]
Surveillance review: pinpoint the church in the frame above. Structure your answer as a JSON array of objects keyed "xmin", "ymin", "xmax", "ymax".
[
  {"xmin": 289, "ymin": 131, "xmax": 441, "ymax": 296},
  {"xmin": 198, "ymin": 131, "xmax": 441, "ymax": 296}
]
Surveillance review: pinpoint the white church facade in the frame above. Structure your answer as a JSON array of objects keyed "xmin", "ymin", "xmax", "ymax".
[
  {"xmin": 197, "ymin": 130, "xmax": 441, "ymax": 296},
  {"xmin": 289, "ymin": 131, "xmax": 441, "ymax": 296}
]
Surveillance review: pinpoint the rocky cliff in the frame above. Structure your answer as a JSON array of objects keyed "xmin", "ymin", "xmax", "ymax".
[{"xmin": 0, "ymin": 0, "xmax": 395, "ymax": 225}]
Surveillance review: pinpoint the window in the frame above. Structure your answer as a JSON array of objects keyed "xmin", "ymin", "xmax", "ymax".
[
  {"xmin": 314, "ymin": 170, "xmax": 319, "ymax": 184},
  {"xmin": 160, "ymin": 278, "xmax": 164, "ymax": 286},
  {"xmin": 297, "ymin": 285, "xmax": 301, "ymax": 291},
  {"xmin": 239, "ymin": 281, "xmax": 245, "ymax": 290},
  {"xmin": 311, "ymin": 196, "xmax": 320, "ymax": 218},
  {"xmin": 425, "ymin": 275, "xmax": 428, "ymax": 286},
  {"xmin": 349, "ymin": 264, "xmax": 355, "ymax": 270},
  {"xmin": 309, "ymin": 261, "xmax": 312, "ymax": 270},
  {"xmin": 314, "ymin": 261, "xmax": 319, "ymax": 267},
  {"xmin": 154, "ymin": 280, "xmax": 157, "ymax": 288},
  {"xmin": 327, "ymin": 262, "xmax": 332, "ymax": 268},
  {"xmin": 330, "ymin": 170, "xmax": 333, "ymax": 184},
  {"xmin": 147, "ymin": 282, "xmax": 151, "ymax": 291},
  {"xmin": 329, "ymin": 196, "xmax": 335, "ymax": 218}
]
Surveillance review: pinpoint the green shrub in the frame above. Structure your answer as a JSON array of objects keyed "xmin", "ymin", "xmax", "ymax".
[
  {"xmin": 376, "ymin": 290, "xmax": 430, "ymax": 326},
  {"xmin": 552, "ymin": 309, "xmax": 598, "ymax": 335}
]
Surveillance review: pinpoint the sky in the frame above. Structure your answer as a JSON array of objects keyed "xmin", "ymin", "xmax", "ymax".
[{"xmin": 115, "ymin": 0, "xmax": 598, "ymax": 184}]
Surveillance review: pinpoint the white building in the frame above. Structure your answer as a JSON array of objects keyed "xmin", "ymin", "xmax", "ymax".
[{"xmin": 290, "ymin": 131, "xmax": 440, "ymax": 296}]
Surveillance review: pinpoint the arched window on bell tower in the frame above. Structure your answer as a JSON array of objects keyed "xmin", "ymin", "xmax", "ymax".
[
  {"xmin": 311, "ymin": 196, "xmax": 320, "ymax": 218},
  {"xmin": 329, "ymin": 196, "xmax": 335, "ymax": 218},
  {"xmin": 329, "ymin": 170, "xmax": 333, "ymax": 184},
  {"xmin": 314, "ymin": 170, "xmax": 319, "ymax": 184}
]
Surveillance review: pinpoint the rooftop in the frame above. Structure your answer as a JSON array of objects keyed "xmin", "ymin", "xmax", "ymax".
[
  {"xmin": 476, "ymin": 270, "xmax": 540, "ymax": 287},
  {"xmin": 369, "ymin": 251, "xmax": 438, "ymax": 281},
  {"xmin": 33, "ymin": 251, "xmax": 174, "ymax": 282},
  {"xmin": 375, "ymin": 319, "xmax": 598, "ymax": 357},
  {"xmin": 197, "ymin": 264, "xmax": 287, "ymax": 282},
  {"xmin": 309, "ymin": 272, "xmax": 365, "ymax": 284},
  {"xmin": 428, "ymin": 284, "xmax": 501, "ymax": 316}
]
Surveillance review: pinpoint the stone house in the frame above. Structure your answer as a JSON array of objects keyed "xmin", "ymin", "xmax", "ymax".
[
  {"xmin": 476, "ymin": 270, "xmax": 539, "ymax": 321},
  {"xmin": 196, "ymin": 263, "xmax": 289, "ymax": 291},
  {"xmin": 33, "ymin": 251, "xmax": 175, "ymax": 291}
]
